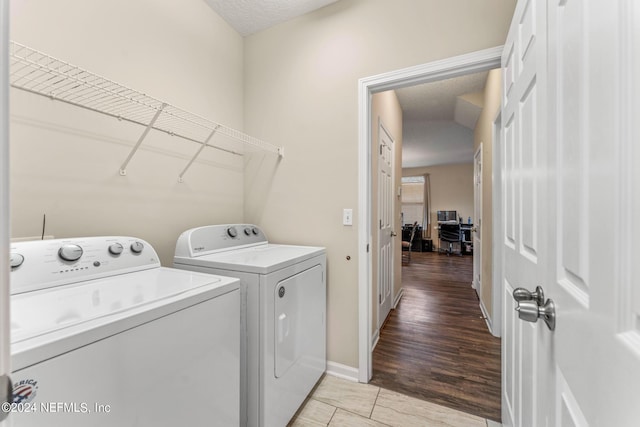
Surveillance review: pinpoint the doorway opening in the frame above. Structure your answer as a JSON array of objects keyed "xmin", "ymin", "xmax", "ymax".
[{"xmin": 357, "ymin": 46, "xmax": 504, "ymax": 419}]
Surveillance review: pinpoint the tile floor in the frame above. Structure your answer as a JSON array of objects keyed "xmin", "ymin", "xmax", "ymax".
[{"xmin": 289, "ymin": 375, "xmax": 501, "ymax": 427}]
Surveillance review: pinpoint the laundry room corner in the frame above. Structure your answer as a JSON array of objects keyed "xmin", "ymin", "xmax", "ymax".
[{"xmin": 9, "ymin": 0, "xmax": 247, "ymax": 266}]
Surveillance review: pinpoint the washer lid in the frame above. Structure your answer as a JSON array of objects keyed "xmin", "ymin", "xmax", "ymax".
[
  {"xmin": 174, "ymin": 244, "xmax": 325, "ymax": 274},
  {"xmin": 11, "ymin": 267, "xmax": 239, "ymax": 370}
]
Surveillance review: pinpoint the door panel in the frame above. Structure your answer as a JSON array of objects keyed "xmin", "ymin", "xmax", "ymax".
[
  {"xmin": 547, "ymin": 0, "xmax": 640, "ymax": 425},
  {"xmin": 501, "ymin": 0, "xmax": 547, "ymax": 425},
  {"xmin": 503, "ymin": 0, "xmax": 640, "ymax": 426},
  {"xmin": 519, "ymin": 80, "xmax": 538, "ymax": 261},
  {"xmin": 555, "ymin": 0, "xmax": 590, "ymax": 305},
  {"xmin": 504, "ymin": 115, "xmax": 516, "ymax": 247},
  {"xmin": 502, "ymin": 280, "xmax": 516, "ymax": 424},
  {"xmin": 378, "ymin": 122, "xmax": 394, "ymax": 329},
  {"xmin": 473, "ymin": 146, "xmax": 482, "ymax": 291},
  {"xmin": 556, "ymin": 369, "xmax": 588, "ymax": 427}
]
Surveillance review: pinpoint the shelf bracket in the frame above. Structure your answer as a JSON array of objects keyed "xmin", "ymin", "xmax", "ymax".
[
  {"xmin": 177, "ymin": 126, "xmax": 220, "ymax": 183},
  {"xmin": 119, "ymin": 103, "xmax": 166, "ymax": 176}
]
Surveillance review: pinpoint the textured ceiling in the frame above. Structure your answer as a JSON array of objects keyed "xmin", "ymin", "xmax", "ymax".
[
  {"xmin": 396, "ymin": 71, "xmax": 490, "ymax": 168},
  {"xmin": 203, "ymin": 0, "xmax": 340, "ymax": 36}
]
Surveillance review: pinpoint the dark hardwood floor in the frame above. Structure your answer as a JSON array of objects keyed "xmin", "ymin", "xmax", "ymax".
[{"xmin": 370, "ymin": 251, "xmax": 502, "ymax": 422}]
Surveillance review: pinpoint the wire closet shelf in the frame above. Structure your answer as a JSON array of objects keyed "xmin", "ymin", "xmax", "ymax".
[{"xmin": 9, "ymin": 41, "xmax": 283, "ymax": 180}]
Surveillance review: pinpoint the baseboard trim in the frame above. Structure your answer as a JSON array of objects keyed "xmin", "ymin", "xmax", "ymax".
[
  {"xmin": 326, "ymin": 361, "xmax": 359, "ymax": 382},
  {"xmin": 393, "ymin": 288, "xmax": 404, "ymax": 308},
  {"xmin": 479, "ymin": 299, "xmax": 498, "ymax": 337},
  {"xmin": 486, "ymin": 420, "xmax": 503, "ymax": 427},
  {"xmin": 371, "ymin": 329, "xmax": 380, "ymax": 350}
]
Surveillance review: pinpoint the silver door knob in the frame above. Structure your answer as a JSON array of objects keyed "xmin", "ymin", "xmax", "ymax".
[
  {"xmin": 515, "ymin": 299, "xmax": 556, "ymax": 331},
  {"xmin": 513, "ymin": 286, "xmax": 545, "ymax": 307},
  {"xmin": 391, "ymin": 231, "xmax": 397, "ymax": 237}
]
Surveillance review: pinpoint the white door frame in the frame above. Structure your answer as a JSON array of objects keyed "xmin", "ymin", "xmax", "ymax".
[
  {"xmin": 473, "ymin": 143, "xmax": 483, "ymax": 298},
  {"xmin": 357, "ymin": 46, "xmax": 503, "ymax": 382},
  {"xmin": 0, "ymin": 0, "xmax": 11, "ymax": 424},
  {"xmin": 491, "ymin": 110, "xmax": 502, "ymax": 338}
]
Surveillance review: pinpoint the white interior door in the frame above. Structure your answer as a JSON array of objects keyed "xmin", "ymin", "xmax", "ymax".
[
  {"xmin": 502, "ymin": 1, "xmax": 640, "ymax": 426},
  {"xmin": 377, "ymin": 121, "xmax": 394, "ymax": 329},
  {"xmin": 544, "ymin": 0, "xmax": 640, "ymax": 425},
  {"xmin": 0, "ymin": 0, "xmax": 11, "ymax": 425},
  {"xmin": 473, "ymin": 144, "xmax": 482, "ymax": 293},
  {"xmin": 501, "ymin": 0, "xmax": 549, "ymax": 425}
]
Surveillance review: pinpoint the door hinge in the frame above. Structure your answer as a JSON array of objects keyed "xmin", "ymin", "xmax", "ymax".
[
  {"xmin": 379, "ymin": 294, "xmax": 382, "ymax": 304},
  {"xmin": 380, "ymin": 144, "xmax": 383, "ymax": 155},
  {"xmin": 380, "ymin": 219, "xmax": 382, "ymax": 229},
  {"xmin": 366, "ymin": 243, "xmax": 370, "ymax": 253}
]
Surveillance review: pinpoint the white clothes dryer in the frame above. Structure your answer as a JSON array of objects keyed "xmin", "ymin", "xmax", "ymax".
[
  {"xmin": 9, "ymin": 236, "xmax": 240, "ymax": 427},
  {"xmin": 174, "ymin": 224, "xmax": 326, "ymax": 427}
]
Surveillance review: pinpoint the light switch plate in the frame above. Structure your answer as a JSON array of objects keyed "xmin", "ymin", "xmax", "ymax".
[{"xmin": 343, "ymin": 208, "xmax": 353, "ymax": 226}]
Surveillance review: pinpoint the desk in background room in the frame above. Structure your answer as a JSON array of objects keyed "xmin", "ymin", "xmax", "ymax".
[{"xmin": 436, "ymin": 222, "xmax": 473, "ymax": 254}]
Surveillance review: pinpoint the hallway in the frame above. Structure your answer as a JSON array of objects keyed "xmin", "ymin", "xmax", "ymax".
[{"xmin": 370, "ymin": 251, "xmax": 501, "ymax": 421}]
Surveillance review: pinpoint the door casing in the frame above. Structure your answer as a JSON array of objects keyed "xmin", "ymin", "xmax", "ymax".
[
  {"xmin": 357, "ymin": 46, "xmax": 503, "ymax": 382},
  {"xmin": 1, "ymin": 1, "xmax": 11, "ymax": 425}
]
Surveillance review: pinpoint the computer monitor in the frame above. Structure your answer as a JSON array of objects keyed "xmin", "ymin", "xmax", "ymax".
[{"xmin": 437, "ymin": 210, "xmax": 457, "ymax": 222}]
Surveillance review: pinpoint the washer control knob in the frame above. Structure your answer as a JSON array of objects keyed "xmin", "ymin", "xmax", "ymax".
[
  {"xmin": 251, "ymin": 227, "xmax": 259, "ymax": 236},
  {"xmin": 58, "ymin": 244, "xmax": 83, "ymax": 262},
  {"xmin": 130, "ymin": 241, "xmax": 144, "ymax": 254},
  {"xmin": 108, "ymin": 243, "xmax": 124, "ymax": 256},
  {"xmin": 10, "ymin": 253, "xmax": 24, "ymax": 269},
  {"xmin": 227, "ymin": 227, "xmax": 238, "ymax": 238},
  {"xmin": 244, "ymin": 227, "xmax": 251, "ymax": 236}
]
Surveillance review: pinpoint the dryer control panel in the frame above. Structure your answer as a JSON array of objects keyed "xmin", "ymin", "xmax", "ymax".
[
  {"xmin": 10, "ymin": 236, "xmax": 160, "ymax": 294},
  {"xmin": 175, "ymin": 224, "xmax": 268, "ymax": 257}
]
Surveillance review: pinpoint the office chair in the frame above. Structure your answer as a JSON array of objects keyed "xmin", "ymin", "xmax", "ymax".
[
  {"xmin": 402, "ymin": 222, "xmax": 418, "ymax": 265},
  {"xmin": 439, "ymin": 223, "xmax": 462, "ymax": 256}
]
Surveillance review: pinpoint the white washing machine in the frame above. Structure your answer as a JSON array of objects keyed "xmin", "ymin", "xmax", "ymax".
[
  {"xmin": 174, "ymin": 224, "xmax": 326, "ymax": 427},
  {"xmin": 9, "ymin": 236, "xmax": 241, "ymax": 427}
]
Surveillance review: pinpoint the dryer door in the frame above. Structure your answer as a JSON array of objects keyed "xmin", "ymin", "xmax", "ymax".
[{"xmin": 274, "ymin": 264, "xmax": 324, "ymax": 378}]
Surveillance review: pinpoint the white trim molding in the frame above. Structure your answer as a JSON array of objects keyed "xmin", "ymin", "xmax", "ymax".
[
  {"xmin": 371, "ymin": 329, "xmax": 380, "ymax": 350},
  {"xmin": 326, "ymin": 361, "xmax": 360, "ymax": 383},
  {"xmin": 393, "ymin": 288, "xmax": 404, "ymax": 309},
  {"xmin": 0, "ymin": 0, "xmax": 11, "ymax": 381},
  {"xmin": 358, "ymin": 46, "xmax": 503, "ymax": 383},
  {"xmin": 479, "ymin": 299, "xmax": 495, "ymax": 336},
  {"xmin": 491, "ymin": 109, "xmax": 503, "ymax": 338}
]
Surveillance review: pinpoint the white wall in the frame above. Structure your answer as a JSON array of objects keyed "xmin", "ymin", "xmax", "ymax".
[
  {"xmin": 403, "ymin": 163, "xmax": 475, "ymax": 249},
  {"xmin": 473, "ymin": 68, "xmax": 502, "ymax": 317},
  {"xmin": 9, "ymin": 0, "xmax": 245, "ymax": 265},
  {"xmin": 370, "ymin": 90, "xmax": 403, "ymax": 335},
  {"xmin": 243, "ymin": 0, "xmax": 515, "ymax": 369}
]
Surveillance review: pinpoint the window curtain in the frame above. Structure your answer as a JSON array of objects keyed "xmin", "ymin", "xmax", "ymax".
[{"xmin": 423, "ymin": 173, "xmax": 431, "ymax": 239}]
